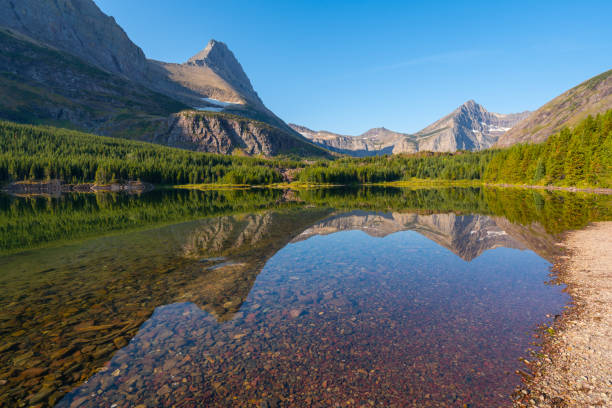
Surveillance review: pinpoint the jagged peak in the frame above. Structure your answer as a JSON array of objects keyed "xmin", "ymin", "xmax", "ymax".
[
  {"xmin": 460, "ymin": 99, "xmax": 480, "ymax": 109},
  {"xmin": 187, "ymin": 39, "xmax": 232, "ymax": 63},
  {"xmin": 183, "ymin": 38, "xmax": 261, "ymax": 104}
]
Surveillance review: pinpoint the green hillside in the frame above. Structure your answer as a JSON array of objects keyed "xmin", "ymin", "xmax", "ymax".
[
  {"xmin": 484, "ymin": 110, "xmax": 612, "ymax": 188},
  {"xmin": 0, "ymin": 121, "xmax": 295, "ymax": 185}
]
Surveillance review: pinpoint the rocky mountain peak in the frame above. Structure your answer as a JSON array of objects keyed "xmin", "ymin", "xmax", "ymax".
[
  {"xmin": 294, "ymin": 99, "xmax": 529, "ymax": 155},
  {"xmin": 458, "ymin": 100, "xmax": 487, "ymax": 116},
  {"xmin": 185, "ymin": 39, "xmax": 256, "ymax": 99},
  {"xmin": 187, "ymin": 39, "xmax": 228, "ymax": 63},
  {"xmin": 461, "ymin": 99, "xmax": 478, "ymax": 108},
  {"xmin": 415, "ymin": 101, "xmax": 529, "ymax": 152}
]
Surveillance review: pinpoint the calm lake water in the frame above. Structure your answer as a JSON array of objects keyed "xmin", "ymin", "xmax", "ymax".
[{"xmin": 0, "ymin": 188, "xmax": 609, "ymax": 407}]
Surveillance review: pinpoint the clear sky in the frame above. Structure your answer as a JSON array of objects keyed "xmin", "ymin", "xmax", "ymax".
[{"xmin": 94, "ymin": 0, "xmax": 611, "ymax": 135}]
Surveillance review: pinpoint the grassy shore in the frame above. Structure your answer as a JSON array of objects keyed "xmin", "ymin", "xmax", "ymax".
[
  {"xmin": 174, "ymin": 179, "xmax": 612, "ymax": 194},
  {"xmin": 368, "ymin": 179, "xmax": 484, "ymax": 188},
  {"xmin": 175, "ymin": 182, "xmax": 342, "ymax": 190}
]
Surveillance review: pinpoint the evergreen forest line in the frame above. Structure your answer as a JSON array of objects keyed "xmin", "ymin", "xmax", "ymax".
[{"xmin": 0, "ymin": 110, "xmax": 610, "ymax": 188}]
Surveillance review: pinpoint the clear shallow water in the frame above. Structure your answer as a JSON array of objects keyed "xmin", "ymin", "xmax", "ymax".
[
  {"xmin": 1, "ymin": 187, "xmax": 607, "ymax": 407},
  {"xmin": 56, "ymin": 212, "xmax": 566, "ymax": 407}
]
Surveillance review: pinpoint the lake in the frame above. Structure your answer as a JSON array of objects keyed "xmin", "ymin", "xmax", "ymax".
[{"xmin": 0, "ymin": 187, "xmax": 609, "ymax": 407}]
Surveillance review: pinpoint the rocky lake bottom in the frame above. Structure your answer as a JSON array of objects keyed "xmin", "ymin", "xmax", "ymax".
[{"xmin": 0, "ymin": 187, "xmax": 609, "ymax": 407}]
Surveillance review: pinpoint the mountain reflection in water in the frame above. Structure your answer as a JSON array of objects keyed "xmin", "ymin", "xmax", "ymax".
[
  {"xmin": 1, "ymin": 187, "xmax": 608, "ymax": 407},
  {"xmin": 0, "ymin": 209, "xmax": 331, "ymax": 406},
  {"xmin": 56, "ymin": 210, "xmax": 568, "ymax": 407}
]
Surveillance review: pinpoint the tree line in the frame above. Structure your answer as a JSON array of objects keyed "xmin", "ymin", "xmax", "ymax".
[
  {"xmin": 483, "ymin": 110, "xmax": 611, "ymax": 188},
  {"xmin": 297, "ymin": 151, "xmax": 495, "ymax": 183},
  {"xmin": 298, "ymin": 111, "xmax": 611, "ymax": 188},
  {"xmin": 0, "ymin": 122, "xmax": 289, "ymax": 185},
  {"xmin": 0, "ymin": 110, "xmax": 610, "ymax": 188}
]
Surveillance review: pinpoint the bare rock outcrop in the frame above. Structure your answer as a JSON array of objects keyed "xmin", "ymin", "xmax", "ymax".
[{"xmin": 162, "ymin": 111, "xmax": 325, "ymax": 156}]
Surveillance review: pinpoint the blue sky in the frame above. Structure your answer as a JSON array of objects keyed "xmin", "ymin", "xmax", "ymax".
[{"xmin": 95, "ymin": 0, "xmax": 611, "ymax": 135}]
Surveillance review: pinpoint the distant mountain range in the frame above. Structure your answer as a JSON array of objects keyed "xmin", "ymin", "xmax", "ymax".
[
  {"xmin": 291, "ymin": 101, "xmax": 530, "ymax": 155},
  {"xmin": 0, "ymin": 0, "xmax": 609, "ymax": 157},
  {"xmin": 293, "ymin": 66, "xmax": 612, "ymax": 156}
]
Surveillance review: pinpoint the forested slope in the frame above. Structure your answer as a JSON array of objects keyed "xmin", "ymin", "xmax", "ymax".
[
  {"xmin": 1, "ymin": 110, "xmax": 610, "ymax": 188},
  {"xmin": 484, "ymin": 110, "xmax": 612, "ymax": 188},
  {"xmin": 0, "ymin": 121, "xmax": 290, "ymax": 185}
]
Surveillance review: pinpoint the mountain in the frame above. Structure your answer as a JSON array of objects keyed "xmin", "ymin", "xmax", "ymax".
[
  {"xmin": 0, "ymin": 0, "xmax": 149, "ymax": 81},
  {"xmin": 292, "ymin": 210, "xmax": 558, "ymax": 262},
  {"xmin": 496, "ymin": 69, "xmax": 612, "ymax": 147},
  {"xmin": 0, "ymin": 0, "xmax": 327, "ymax": 157},
  {"xmin": 0, "ymin": 26, "xmax": 185, "ymax": 137},
  {"xmin": 291, "ymin": 101, "xmax": 529, "ymax": 155},
  {"xmin": 415, "ymin": 100, "xmax": 530, "ymax": 152},
  {"xmin": 151, "ymin": 39, "xmax": 299, "ymax": 134},
  {"xmin": 289, "ymin": 125, "xmax": 412, "ymax": 156}
]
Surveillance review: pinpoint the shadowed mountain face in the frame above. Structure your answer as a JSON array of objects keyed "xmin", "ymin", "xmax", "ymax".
[
  {"xmin": 0, "ymin": 0, "xmax": 253, "ymax": 109},
  {"xmin": 290, "ymin": 101, "xmax": 529, "ymax": 155},
  {"xmin": 293, "ymin": 210, "xmax": 558, "ymax": 262},
  {"xmin": 0, "ymin": 27, "xmax": 185, "ymax": 136},
  {"xmin": 496, "ymin": 69, "xmax": 612, "ymax": 147},
  {"xmin": 0, "ymin": 0, "xmax": 148, "ymax": 81},
  {"xmin": 0, "ymin": 0, "xmax": 325, "ymax": 156}
]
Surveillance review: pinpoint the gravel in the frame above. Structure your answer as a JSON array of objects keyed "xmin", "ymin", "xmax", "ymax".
[{"xmin": 514, "ymin": 222, "xmax": 612, "ymax": 407}]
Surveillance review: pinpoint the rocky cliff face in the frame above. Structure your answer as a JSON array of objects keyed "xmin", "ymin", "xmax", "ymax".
[
  {"xmin": 496, "ymin": 69, "xmax": 612, "ymax": 148},
  {"xmin": 161, "ymin": 111, "xmax": 326, "ymax": 156},
  {"xmin": 291, "ymin": 101, "xmax": 528, "ymax": 155}
]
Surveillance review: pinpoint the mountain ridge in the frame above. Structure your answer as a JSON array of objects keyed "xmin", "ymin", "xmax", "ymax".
[
  {"xmin": 496, "ymin": 69, "xmax": 612, "ymax": 147},
  {"xmin": 291, "ymin": 101, "xmax": 529, "ymax": 155}
]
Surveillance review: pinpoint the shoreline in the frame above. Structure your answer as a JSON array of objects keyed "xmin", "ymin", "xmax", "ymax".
[
  {"xmin": 514, "ymin": 222, "xmax": 612, "ymax": 407},
  {"xmin": 485, "ymin": 183, "xmax": 612, "ymax": 195},
  {"xmin": 3, "ymin": 180, "xmax": 612, "ymax": 196},
  {"xmin": 1, "ymin": 180, "xmax": 153, "ymax": 195}
]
